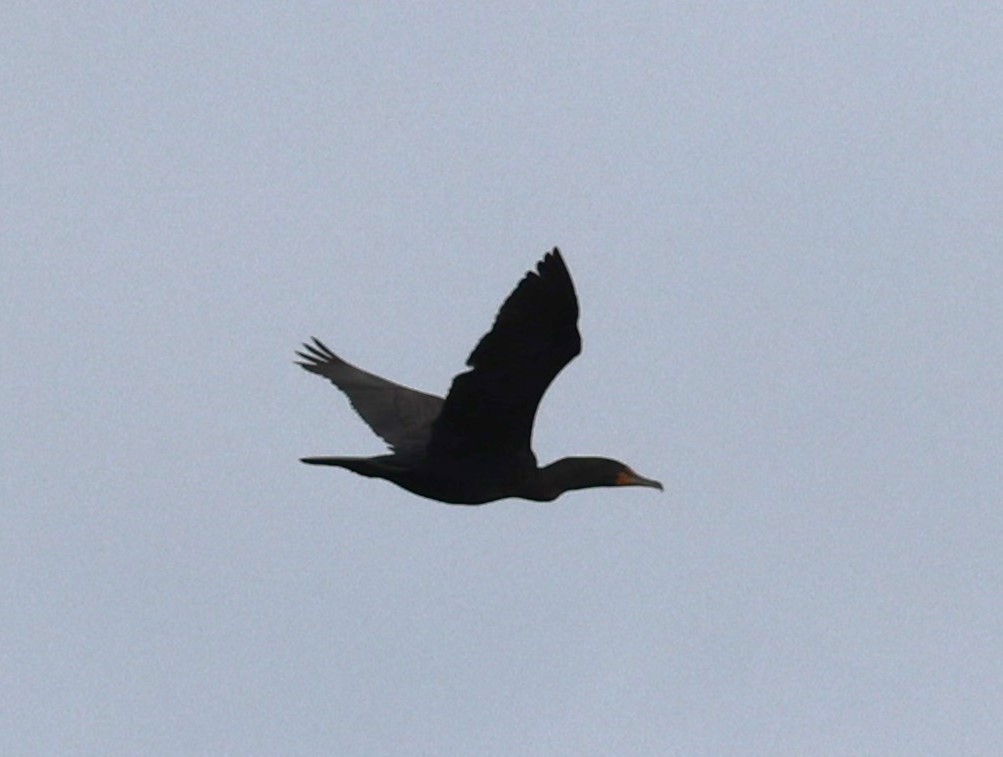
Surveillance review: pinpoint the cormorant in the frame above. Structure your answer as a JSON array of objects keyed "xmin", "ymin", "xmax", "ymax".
[{"xmin": 297, "ymin": 248, "xmax": 662, "ymax": 504}]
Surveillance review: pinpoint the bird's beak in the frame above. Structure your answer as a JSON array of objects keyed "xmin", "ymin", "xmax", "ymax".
[{"xmin": 618, "ymin": 469, "xmax": 664, "ymax": 491}]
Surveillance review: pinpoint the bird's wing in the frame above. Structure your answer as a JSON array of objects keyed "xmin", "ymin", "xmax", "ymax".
[
  {"xmin": 429, "ymin": 248, "xmax": 581, "ymax": 460},
  {"xmin": 297, "ymin": 338, "xmax": 443, "ymax": 452}
]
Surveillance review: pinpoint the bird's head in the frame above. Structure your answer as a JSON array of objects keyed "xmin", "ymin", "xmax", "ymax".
[
  {"xmin": 594, "ymin": 458, "xmax": 664, "ymax": 491},
  {"xmin": 530, "ymin": 456, "xmax": 663, "ymax": 500}
]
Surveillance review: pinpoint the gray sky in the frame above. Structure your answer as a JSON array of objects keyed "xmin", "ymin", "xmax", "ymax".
[{"xmin": 4, "ymin": 3, "xmax": 1002, "ymax": 754}]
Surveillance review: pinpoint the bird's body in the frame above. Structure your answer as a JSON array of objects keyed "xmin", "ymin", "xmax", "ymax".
[{"xmin": 297, "ymin": 249, "xmax": 661, "ymax": 504}]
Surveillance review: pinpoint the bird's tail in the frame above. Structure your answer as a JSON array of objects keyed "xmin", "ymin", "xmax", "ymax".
[{"xmin": 300, "ymin": 456, "xmax": 401, "ymax": 479}]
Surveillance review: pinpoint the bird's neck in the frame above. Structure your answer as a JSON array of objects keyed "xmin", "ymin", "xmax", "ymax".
[{"xmin": 520, "ymin": 457, "xmax": 604, "ymax": 501}]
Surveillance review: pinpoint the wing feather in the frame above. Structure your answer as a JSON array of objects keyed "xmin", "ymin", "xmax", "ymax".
[
  {"xmin": 297, "ymin": 338, "xmax": 443, "ymax": 453},
  {"xmin": 429, "ymin": 249, "xmax": 581, "ymax": 460}
]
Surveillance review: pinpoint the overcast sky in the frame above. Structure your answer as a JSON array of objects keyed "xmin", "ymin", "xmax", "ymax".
[{"xmin": 4, "ymin": 3, "xmax": 1002, "ymax": 754}]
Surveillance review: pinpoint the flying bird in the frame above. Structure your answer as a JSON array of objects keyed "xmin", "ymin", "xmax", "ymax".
[{"xmin": 297, "ymin": 248, "xmax": 662, "ymax": 504}]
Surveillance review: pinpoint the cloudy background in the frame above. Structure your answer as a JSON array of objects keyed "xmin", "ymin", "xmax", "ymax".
[{"xmin": 4, "ymin": 3, "xmax": 1002, "ymax": 754}]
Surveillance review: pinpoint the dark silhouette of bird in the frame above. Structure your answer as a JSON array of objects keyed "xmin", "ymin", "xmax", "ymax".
[{"xmin": 297, "ymin": 248, "xmax": 662, "ymax": 504}]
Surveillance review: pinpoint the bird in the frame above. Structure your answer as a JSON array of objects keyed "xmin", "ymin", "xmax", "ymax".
[{"xmin": 296, "ymin": 248, "xmax": 662, "ymax": 505}]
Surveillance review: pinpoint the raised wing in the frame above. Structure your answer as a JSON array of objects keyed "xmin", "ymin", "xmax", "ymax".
[
  {"xmin": 429, "ymin": 248, "xmax": 581, "ymax": 460},
  {"xmin": 297, "ymin": 338, "xmax": 443, "ymax": 453}
]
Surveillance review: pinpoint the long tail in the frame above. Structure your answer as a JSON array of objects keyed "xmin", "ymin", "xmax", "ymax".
[{"xmin": 300, "ymin": 455, "xmax": 403, "ymax": 480}]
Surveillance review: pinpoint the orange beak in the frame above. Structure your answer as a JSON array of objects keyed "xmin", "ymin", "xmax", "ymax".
[{"xmin": 617, "ymin": 468, "xmax": 664, "ymax": 491}]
